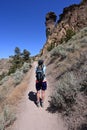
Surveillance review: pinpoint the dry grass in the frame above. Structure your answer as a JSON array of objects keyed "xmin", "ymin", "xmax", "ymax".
[
  {"xmin": 0, "ymin": 67, "xmax": 32, "ymax": 129},
  {"xmin": 6, "ymin": 69, "xmax": 31, "ymax": 105},
  {"xmin": 7, "ymin": 82, "xmax": 28, "ymax": 105}
]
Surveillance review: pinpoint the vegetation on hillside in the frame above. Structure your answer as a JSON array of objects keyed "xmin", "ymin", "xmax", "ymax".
[
  {"xmin": 47, "ymin": 28, "xmax": 75, "ymax": 52},
  {"xmin": 0, "ymin": 47, "xmax": 31, "ymax": 81},
  {"xmin": 8, "ymin": 47, "xmax": 31, "ymax": 75},
  {"xmin": 46, "ymin": 27, "xmax": 87, "ymax": 130},
  {"xmin": 0, "ymin": 47, "xmax": 32, "ymax": 129}
]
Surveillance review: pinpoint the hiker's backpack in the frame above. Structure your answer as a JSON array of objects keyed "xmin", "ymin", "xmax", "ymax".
[{"xmin": 36, "ymin": 65, "xmax": 44, "ymax": 81}]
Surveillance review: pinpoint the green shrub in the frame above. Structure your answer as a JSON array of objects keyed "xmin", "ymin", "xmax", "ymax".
[
  {"xmin": 60, "ymin": 37, "xmax": 65, "ymax": 44},
  {"xmin": 4, "ymin": 105, "xmax": 16, "ymax": 123},
  {"xmin": 51, "ymin": 45, "xmax": 67, "ymax": 59},
  {"xmin": 21, "ymin": 62, "xmax": 31, "ymax": 73},
  {"xmin": 0, "ymin": 105, "xmax": 16, "ymax": 130},
  {"xmin": 8, "ymin": 47, "xmax": 31, "ymax": 76},
  {"xmin": 13, "ymin": 70, "xmax": 24, "ymax": 85},
  {"xmin": 65, "ymin": 29, "xmax": 75, "ymax": 42},
  {"xmin": 48, "ymin": 72, "xmax": 77, "ymax": 114},
  {"xmin": 0, "ymin": 76, "xmax": 9, "ymax": 85},
  {"xmin": 47, "ymin": 43, "xmax": 55, "ymax": 51},
  {"xmin": 7, "ymin": 66, "xmax": 16, "ymax": 75},
  {"xmin": 0, "ymin": 73, "xmax": 6, "ymax": 81}
]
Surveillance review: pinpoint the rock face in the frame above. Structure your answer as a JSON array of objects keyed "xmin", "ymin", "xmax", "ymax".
[
  {"xmin": 45, "ymin": 12, "xmax": 57, "ymax": 38},
  {"xmin": 42, "ymin": 0, "xmax": 87, "ymax": 54}
]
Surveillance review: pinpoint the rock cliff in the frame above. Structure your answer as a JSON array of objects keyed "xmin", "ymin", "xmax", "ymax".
[{"xmin": 42, "ymin": 0, "xmax": 87, "ymax": 54}]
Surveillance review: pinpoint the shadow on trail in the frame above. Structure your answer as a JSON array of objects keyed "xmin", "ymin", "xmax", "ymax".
[
  {"xmin": 28, "ymin": 91, "xmax": 37, "ymax": 106},
  {"xmin": 46, "ymin": 100, "xmax": 58, "ymax": 113}
]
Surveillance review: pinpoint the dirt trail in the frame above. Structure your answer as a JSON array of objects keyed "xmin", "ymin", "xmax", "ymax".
[{"xmin": 11, "ymin": 62, "xmax": 67, "ymax": 130}]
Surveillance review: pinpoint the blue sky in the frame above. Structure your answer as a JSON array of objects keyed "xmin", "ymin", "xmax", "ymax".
[{"xmin": 0, "ymin": 0, "xmax": 81, "ymax": 58}]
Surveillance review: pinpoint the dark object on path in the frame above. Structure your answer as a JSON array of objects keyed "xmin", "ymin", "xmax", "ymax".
[{"xmin": 28, "ymin": 91, "xmax": 37, "ymax": 105}]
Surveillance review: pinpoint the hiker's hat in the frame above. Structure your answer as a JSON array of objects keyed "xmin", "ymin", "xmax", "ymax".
[{"xmin": 38, "ymin": 59, "xmax": 44, "ymax": 65}]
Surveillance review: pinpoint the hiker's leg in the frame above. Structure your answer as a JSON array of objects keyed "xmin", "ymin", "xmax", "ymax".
[
  {"xmin": 37, "ymin": 90, "xmax": 40, "ymax": 102},
  {"xmin": 36, "ymin": 82, "xmax": 41, "ymax": 102},
  {"xmin": 41, "ymin": 90, "xmax": 45, "ymax": 102},
  {"xmin": 41, "ymin": 81, "xmax": 47, "ymax": 102},
  {"xmin": 41, "ymin": 90, "xmax": 45, "ymax": 107}
]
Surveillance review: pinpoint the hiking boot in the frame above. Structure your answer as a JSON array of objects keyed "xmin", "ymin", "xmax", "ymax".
[
  {"xmin": 41, "ymin": 101, "xmax": 44, "ymax": 108},
  {"xmin": 36, "ymin": 101, "xmax": 40, "ymax": 107}
]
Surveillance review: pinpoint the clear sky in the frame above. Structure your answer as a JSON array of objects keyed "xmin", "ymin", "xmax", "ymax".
[{"xmin": 0, "ymin": 0, "xmax": 81, "ymax": 58}]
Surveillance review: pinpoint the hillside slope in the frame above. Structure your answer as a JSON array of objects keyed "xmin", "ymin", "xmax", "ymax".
[{"xmin": 43, "ymin": 27, "xmax": 87, "ymax": 130}]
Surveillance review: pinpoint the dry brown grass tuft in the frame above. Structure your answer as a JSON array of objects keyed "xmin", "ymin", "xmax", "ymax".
[
  {"xmin": 6, "ymin": 70, "xmax": 31, "ymax": 105},
  {"xmin": 7, "ymin": 82, "xmax": 28, "ymax": 105}
]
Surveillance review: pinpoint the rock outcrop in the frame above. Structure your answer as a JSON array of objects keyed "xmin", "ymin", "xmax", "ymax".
[
  {"xmin": 42, "ymin": 0, "xmax": 87, "ymax": 54},
  {"xmin": 45, "ymin": 12, "xmax": 57, "ymax": 38}
]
